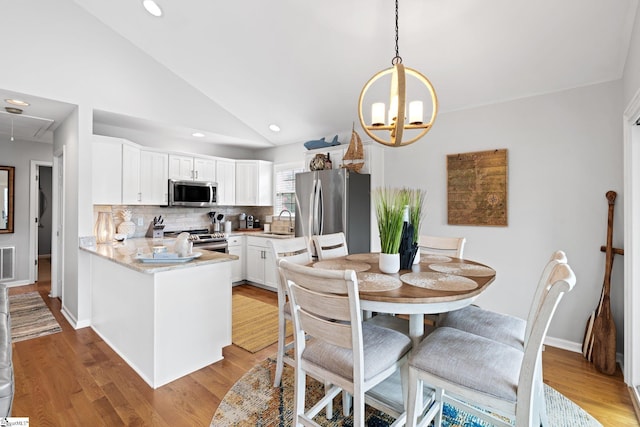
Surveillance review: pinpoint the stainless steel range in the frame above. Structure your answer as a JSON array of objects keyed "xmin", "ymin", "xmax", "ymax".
[{"xmin": 164, "ymin": 229, "xmax": 229, "ymax": 253}]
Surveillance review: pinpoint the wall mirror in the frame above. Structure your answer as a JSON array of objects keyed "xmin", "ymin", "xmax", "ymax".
[{"xmin": 0, "ymin": 166, "xmax": 14, "ymax": 234}]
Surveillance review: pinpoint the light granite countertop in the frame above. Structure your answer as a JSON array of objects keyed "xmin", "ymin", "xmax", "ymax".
[{"xmin": 80, "ymin": 237, "xmax": 237, "ymax": 274}]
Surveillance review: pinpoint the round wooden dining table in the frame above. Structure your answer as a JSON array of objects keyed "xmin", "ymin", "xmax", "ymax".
[{"xmin": 311, "ymin": 252, "xmax": 496, "ymax": 346}]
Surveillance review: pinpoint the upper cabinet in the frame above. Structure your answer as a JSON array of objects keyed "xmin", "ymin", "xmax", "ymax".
[
  {"xmin": 140, "ymin": 150, "xmax": 169, "ymax": 205},
  {"xmin": 235, "ymin": 160, "xmax": 273, "ymax": 206},
  {"xmin": 121, "ymin": 143, "xmax": 141, "ymax": 204},
  {"xmin": 216, "ymin": 159, "xmax": 236, "ymax": 206},
  {"xmin": 91, "ymin": 135, "xmax": 276, "ymax": 208},
  {"xmin": 169, "ymin": 154, "xmax": 216, "ymax": 182},
  {"xmin": 122, "ymin": 145, "xmax": 168, "ymax": 205},
  {"xmin": 92, "ymin": 135, "xmax": 124, "ymax": 205}
]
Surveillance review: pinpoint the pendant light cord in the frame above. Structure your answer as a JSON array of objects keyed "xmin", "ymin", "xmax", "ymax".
[{"xmin": 392, "ymin": 0, "xmax": 402, "ymax": 65}]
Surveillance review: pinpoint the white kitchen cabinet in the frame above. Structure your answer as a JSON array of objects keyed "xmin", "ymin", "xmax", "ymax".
[
  {"xmin": 194, "ymin": 157, "xmax": 216, "ymax": 182},
  {"xmin": 122, "ymin": 143, "xmax": 142, "ymax": 204},
  {"xmin": 140, "ymin": 150, "xmax": 169, "ymax": 205},
  {"xmin": 92, "ymin": 136, "xmax": 123, "ymax": 205},
  {"xmin": 245, "ymin": 236, "xmax": 277, "ymax": 290},
  {"xmin": 235, "ymin": 160, "xmax": 273, "ymax": 206},
  {"xmin": 169, "ymin": 154, "xmax": 216, "ymax": 182},
  {"xmin": 228, "ymin": 235, "xmax": 245, "ymax": 283},
  {"xmin": 168, "ymin": 155, "xmax": 194, "ymax": 181},
  {"xmin": 122, "ymin": 146, "xmax": 168, "ymax": 205},
  {"xmin": 216, "ymin": 159, "xmax": 236, "ymax": 206}
]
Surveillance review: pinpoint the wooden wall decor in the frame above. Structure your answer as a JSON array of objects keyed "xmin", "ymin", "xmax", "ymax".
[{"xmin": 447, "ymin": 149, "xmax": 508, "ymax": 226}]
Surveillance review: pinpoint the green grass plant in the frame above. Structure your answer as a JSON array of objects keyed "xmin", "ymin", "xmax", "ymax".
[{"xmin": 374, "ymin": 187, "xmax": 409, "ymax": 254}]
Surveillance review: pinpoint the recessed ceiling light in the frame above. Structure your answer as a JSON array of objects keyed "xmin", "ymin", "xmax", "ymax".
[
  {"xmin": 5, "ymin": 99, "xmax": 29, "ymax": 107},
  {"xmin": 192, "ymin": 132, "xmax": 205, "ymax": 138},
  {"xmin": 142, "ymin": 0, "xmax": 163, "ymax": 17},
  {"xmin": 269, "ymin": 124, "xmax": 281, "ymax": 132}
]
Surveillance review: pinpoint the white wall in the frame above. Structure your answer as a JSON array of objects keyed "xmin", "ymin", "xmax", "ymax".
[
  {"xmin": 382, "ymin": 81, "xmax": 625, "ymax": 350},
  {"xmin": 0, "ymin": 139, "xmax": 53, "ymax": 284}
]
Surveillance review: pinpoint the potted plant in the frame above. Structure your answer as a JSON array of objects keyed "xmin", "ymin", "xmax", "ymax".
[{"xmin": 374, "ymin": 187, "xmax": 409, "ymax": 273}]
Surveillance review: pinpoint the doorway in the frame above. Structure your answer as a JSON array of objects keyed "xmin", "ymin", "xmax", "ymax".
[{"xmin": 29, "ymin": 161, "xmax": 53, "ymax": 291}]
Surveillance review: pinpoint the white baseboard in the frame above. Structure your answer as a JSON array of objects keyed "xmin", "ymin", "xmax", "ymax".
[
  {"xmin": 4, "ymin": 280, "xmax": 32, "ymax": 288},
  {"xmin": 61, "ymin": 305, "xmax": 91, "ymax": 329},
  {"xmin": 544, "ymin": 336, "xmax": 582, "ymax": 353},
  {"xmin": 544, "ymin": 335, "xmax": 625, "ymax": 370}
]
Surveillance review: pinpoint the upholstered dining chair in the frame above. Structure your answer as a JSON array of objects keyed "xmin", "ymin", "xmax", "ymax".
[
  {"xmin": 437, "ymin": 250, "xmax": 568, "ymax": 351},
  {"xmin": 278, "ymin": 259, "xmax": 413, "ymax": 427},
  {"xmin": 267, "ymin": 237, "xmax": 313, "ymax": 387},
  {"xmin": 417, "ymin": 235, "xmax": 466, "ymax": 259},
  {"xmin": 311, "ymin": 232, "xmax": 349, "ymax": 260},
  {"xmin": 406, "ymin": 262, "xmax": 576, "ymax": 427},
  {"xmin": 436, "ymin": 250, "xmax": 568, "ymax": 426}
]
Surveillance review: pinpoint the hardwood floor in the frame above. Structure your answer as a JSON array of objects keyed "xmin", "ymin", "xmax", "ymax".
[{"xmin": 7, "ymin": 260, "xmax": 639, "ymax": 426}]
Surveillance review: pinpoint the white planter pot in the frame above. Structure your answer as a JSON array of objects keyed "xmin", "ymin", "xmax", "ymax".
[
  {"xmin": 379, "ymin": 253, "xmax": 400, "ymax": 274},
  {"xmin": 413, "ymin": 249, "xmax": 420, "ymax": 264}
]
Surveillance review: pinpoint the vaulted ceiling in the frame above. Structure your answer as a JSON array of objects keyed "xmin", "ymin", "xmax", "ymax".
[{"xmin": 2, "ymin": 1, "xmax": 638, "ymax": 148}]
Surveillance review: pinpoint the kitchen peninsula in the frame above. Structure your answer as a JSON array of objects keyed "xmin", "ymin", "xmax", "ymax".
[{"xmin": 81, "ymin": 238, "xmax": 237, "ymax": 389}]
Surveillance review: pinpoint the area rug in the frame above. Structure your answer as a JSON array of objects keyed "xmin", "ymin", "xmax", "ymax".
[
  {"xmin": 9, "ymin": 292, "xmax": 62, "ymax": 343},
  {"xmin": 232, "ymin": 294, "xmax": 292, "ymax": 353},
  {"xmin": 211, "ymin": 357, "xmax": 603, "ymax": 427}
]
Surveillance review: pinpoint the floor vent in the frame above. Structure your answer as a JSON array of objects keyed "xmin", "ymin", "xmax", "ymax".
[{"xmin": 0, "ymin": 247, "xmax": 14, "ymax": 281}]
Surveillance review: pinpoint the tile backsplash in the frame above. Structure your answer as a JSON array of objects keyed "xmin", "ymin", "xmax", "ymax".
[{"xmin": 93, "ymin": 205, "xmax": 274, "ymax": 238}]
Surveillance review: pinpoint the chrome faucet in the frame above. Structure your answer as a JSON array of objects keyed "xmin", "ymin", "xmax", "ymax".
[{"xmin": 278, "ymin": 209, "xmax": 294, "ymax": 232}]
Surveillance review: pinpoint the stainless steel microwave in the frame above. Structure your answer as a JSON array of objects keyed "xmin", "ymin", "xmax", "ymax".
[{"xmin": 168, "ymin": 179, "xmax": 217, "ymax": 207}]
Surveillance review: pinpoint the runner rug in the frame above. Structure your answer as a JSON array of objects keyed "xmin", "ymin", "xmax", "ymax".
[
  {"xmin": 9, "ymin": 292, "xmax": 62, "ymax": 343},
  {"xmin": 211, "ymin": 357, "xmax": 603, "ymax": 427},
  {"xmin": 232, "ymin": 294, "xmax": 292, "ymax": 353}
]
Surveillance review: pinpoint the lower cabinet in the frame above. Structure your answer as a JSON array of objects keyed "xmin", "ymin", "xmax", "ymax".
[
  {"xmin": 245, "ymin": 236, "xmax": 278, "ymax": 290},
  {"xmin": 228, "ymin": 235, "xmax": 245, "ymax": 283}
]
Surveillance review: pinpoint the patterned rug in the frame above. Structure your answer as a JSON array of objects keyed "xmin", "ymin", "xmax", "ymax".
[
  {"xmin": 211, "ymin": 357, "xmax": 603, "ymax": 426},
  {"xmin": 9, "ymin": 292, "xmax": 62, "ymax": 342},
  {"xmin": 232, "ymin": 295, "xmax": 292, "ymax": 353}
]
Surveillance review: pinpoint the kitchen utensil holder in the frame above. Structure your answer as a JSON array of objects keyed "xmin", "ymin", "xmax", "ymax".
[{"xmin": 146, "ymin": 222, "xmax": 165, "ymax": 239}]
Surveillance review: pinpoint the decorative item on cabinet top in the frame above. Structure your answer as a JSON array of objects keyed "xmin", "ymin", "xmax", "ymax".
[
  {"xmin": 341, "ymin": 127, "xmax": 365, "ymax": 173},
  {"xmin": 303, "ymin": 135, "xmax": 340, "ymax": 150}
]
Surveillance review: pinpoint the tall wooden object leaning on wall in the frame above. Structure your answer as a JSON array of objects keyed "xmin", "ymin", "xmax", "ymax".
[{"xmin": 582, "ymin": 191, "xmax": 623, "ymax": 375}]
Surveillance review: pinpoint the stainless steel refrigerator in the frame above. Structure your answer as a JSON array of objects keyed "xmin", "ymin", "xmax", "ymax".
[{"xmin": 295, "ymin": 169, "xmax": 370, "ymax": 254}]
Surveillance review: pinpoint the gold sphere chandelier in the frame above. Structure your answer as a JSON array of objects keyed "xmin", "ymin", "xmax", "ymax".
[{"xmin": 358, "ymin": 0, "xmax": 438, "ymax": 147}]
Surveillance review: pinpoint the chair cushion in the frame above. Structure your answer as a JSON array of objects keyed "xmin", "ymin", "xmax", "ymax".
[
  {"xmin": 410, "ymin": 327, "xmax": 523, "ymax": 402},
  {"xmin": 439, "ymin": 305, "xmax": 526, "ymax": 351},
  {"xmin": 302, "ymin": 323, "xmax": 412, "ymax": 382}
]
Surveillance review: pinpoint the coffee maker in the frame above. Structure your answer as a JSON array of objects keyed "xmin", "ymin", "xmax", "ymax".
[
  {"xmin": 247, "ymin": 215, "xmax": 254, "ymax": 229},
  {"xmin": 239, "ymin": 213, "xmax": 247, "ymax": 229}
]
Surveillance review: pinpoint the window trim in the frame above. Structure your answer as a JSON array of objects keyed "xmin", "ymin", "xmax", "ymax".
[{"xmin": 273, "ymin": 161, "xmax": 305, "ymax": 217}]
